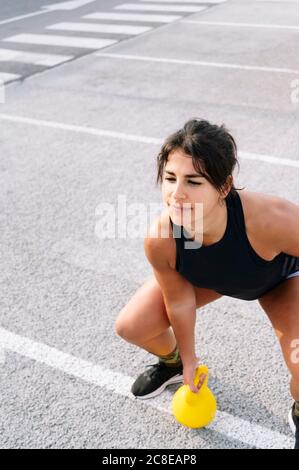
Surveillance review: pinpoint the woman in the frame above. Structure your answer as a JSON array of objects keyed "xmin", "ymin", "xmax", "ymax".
[{"xmin": 115, "ymin": 119, "xmax": 299, "ymax": 449}]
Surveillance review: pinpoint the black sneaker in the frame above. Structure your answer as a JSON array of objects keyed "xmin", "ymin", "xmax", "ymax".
[
  {"xmin": 131, "ymin": 361, "xmax": 183, "ymax": 399},
  {"xmin": 288, "ymin": 402, "xmax": 299, "ymax": 449}
]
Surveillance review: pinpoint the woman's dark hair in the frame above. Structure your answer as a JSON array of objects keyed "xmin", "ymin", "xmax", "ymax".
[{"xmin": 156, "ymin": 118, "xmax": 245, "ymax": 197}]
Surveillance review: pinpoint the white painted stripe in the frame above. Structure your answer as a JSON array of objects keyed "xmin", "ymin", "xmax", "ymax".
[
  {"xmin": 140, "ymin": 0, "xmax": 223, "ymax": 3},
  {"xmin": 47, "ymin": 21, "xmax": 152, "ymax": 35},
  {"xmin": 0, "ymin": 10, "xmax": 48, "ymax": 26},
  {"xmin": 0, "ymin": 73, "xmax": 21, "ymax": 84},
  {"xmin": 0, "ymin": 113, "xmax": 160, "ymax": 144},
  {"xmin": 0, "ymin": 113, "xmax": 298, "ymax": 169},
  {"xmin": 239, "ymin": 151, "xmax": 299, "ymax": 168},
  {"xmin": 0, "ymin": 326, "xmax": 293, "ymax": 449},
  {"xmin": 0, "ymin": 48, "xmax": 73, "ymax": 67},
  {"xmin": 258, "ymin": 0, "xmax": 299, "ymax": 3},
  {"xmin": 83, "ymin": 12, "xmax": 181, "ymax": 23},
  {"xmin": 182, "ymin": 20, "xmax": 299, "ymax": 31},
  {"xmin": 95, "ymin": 51, "xmax": 299, "ymax": 75},
  {"xmin": 0, "ymin": 1, "xmax": 97, "ymax": 26},
  {"xmin": 3, "ymin": 34, "xmax": 117, "ymax": 50},
  {"xmin": 43, "ymin": 0, "xmax": 96, "ymax": 10},
  {"xmin": 115, "ymin": 3, "xmax": 207, "ymax": 12}
]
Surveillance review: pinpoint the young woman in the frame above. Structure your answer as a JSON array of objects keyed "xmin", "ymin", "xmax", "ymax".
[{"xmin": 115, "ymin": 119, "xmax": 299, "ymax": 449}]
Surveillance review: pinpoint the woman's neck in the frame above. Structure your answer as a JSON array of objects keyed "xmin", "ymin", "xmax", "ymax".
[{"xmin": 183, "ymin": 200, "xmax": 228, "ymax": 246}]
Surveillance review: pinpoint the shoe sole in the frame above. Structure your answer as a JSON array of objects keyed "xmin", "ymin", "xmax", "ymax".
[
  {"xmin": 288, "ymin": 409, "xmax": 296, "ymax": 435},
  {"xmin": 133, "ymin": 374, "xmax": 183, "ymax": 400}
]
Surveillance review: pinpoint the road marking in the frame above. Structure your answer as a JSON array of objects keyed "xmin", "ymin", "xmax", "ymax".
[
  {"xmin": 0, "ymin": 10, "xmax": 50, "ymax": 26},
  {"xmin": 258, "ymin": 0, "xmax": 299, "ymax": 3},
  {"xmin": 3, "ymin": 34, "xmax": 117, "ymax": 50},
  {"xmin": 94, "ymin": 51, "xmax": 299, "ymax": 75},
  {"xmin": 115, "ymin": 3, "xmax": 207, "ymax": 12},
  {"xmin": 0, "ymin": 326, "xmax": 293, "ymax": 449},
  {"xmin": 0, "ymin": 48, "xmax": 73, "ymax": 67},
  {"xmin": 0, "ymin": 73, "xmax": 21, "ymax": 83},
  {"xmin": 42, "ymin": 0, "xmax": 96, "ymax": 10},
  {"xmin": 83, "ymin": 12, "xmax": 182, "ymax": 22},
  {"xmin": 182, "ymin": 20, "xmax": 299, "ymax": 30},
  {"xmin": 47, "ymin": 21, "xmax": 152, "ymax": 35},
  {"xmin": 0, "ymin": 113, "xmax": 298, "ymax": 169},
  {"xmin": 140, "ymin": 0, "xmax": 224, "ymax": 3},
  {"xmin": 0, "ymin": 113, "xmax": 160, "ymax": 144},
  {"xmin": 0, "ymin": 0, "xmax": 96, "ymax": 25}
]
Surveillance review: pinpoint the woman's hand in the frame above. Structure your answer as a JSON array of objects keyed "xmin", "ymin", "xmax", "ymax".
[{"xmin": 183, "ymin": 358, "xmax": 206, "ymax": 394}]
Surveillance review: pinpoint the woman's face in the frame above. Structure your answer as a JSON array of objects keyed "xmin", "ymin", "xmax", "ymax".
[{"xmin": 161, "ymin": 148, "xmax": 223, "ymax": 229}]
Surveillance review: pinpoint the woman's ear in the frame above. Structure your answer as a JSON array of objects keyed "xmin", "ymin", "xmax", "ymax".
[{"xmin": 222, "ymin": 175, "xmax": 233, "ymax": 197}]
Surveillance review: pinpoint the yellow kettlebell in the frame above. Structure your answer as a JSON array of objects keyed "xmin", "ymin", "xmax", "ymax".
[{"xmin": 172, "ymin": 364, "xmax": 217, "ymax": 428}]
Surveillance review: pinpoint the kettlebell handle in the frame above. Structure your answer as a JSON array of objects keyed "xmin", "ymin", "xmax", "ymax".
[{"xmin": 193, "ymin": 364, "xmax": 209, "ymax": 389}]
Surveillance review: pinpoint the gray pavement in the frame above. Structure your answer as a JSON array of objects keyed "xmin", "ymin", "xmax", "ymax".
[{"xmin": 0, "ymin": 0, "xmax": 298, "ymax": 449}]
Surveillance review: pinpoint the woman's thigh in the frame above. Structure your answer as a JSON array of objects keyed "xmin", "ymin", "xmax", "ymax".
[{"xmin": 115, "ymin": 275, "xmax": 222, "ymax": 341}]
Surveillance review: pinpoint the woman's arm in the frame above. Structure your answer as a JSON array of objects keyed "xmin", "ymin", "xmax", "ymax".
[{"xmin": 144, "ymin": 231, "xmax": 198, "ymax": 366}]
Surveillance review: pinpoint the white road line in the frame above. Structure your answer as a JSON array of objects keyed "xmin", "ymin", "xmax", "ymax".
[
  {"xmin": 239, "ymin": 151, "xmax": 299, "ymax": 168},
  {"xmin": 0, "ymin": 10, "xmax": 49, "ymax": 26},
  {"xmin": 0, "ymin": 0, "xmax": 96, "ymax": 25},
  {"xmin": 2, "ymin": 34, "xmax": 117, "ymax": 50},
  {"xmin": 0, "ymin": 113, "xmax": 160, "ymax": 144},
  {"xmin": 0, "ymin": 113, "xmax": 298, "ymax": 169},
  {"xmin": 0, "ymin": 326, "xmax": 293, "ymax": 449},
  {"xmin": 258, "ymin": 0, "xmax": 299, "ymax": 2},
  {"xmin": 0, "ymin": 73, "xmax": 21, "ymax": 84},
  {"xmin": 182, "ymin": 20, "xmax": 299, "ymax": 30},
  {"xmin": 47, "ymin": 21, "xmax": 152, "ymax": 35},
  {"xmin": 83, "ymin": 12, "xmax": 182, "ymax": 23},
  {"xmin": 115, "ymin": 3, "xmax": 207, "ymax": 12},
  {"xmin": 0, "ymin": 48, "xmax": 73, "ymax": 67},
  {"xmin": 140, "ymin": 0, "xmax": 224, "ymax": 3},
  {"xmin": 94, "ymin": 51, "xmax": 299, "ymax": 75},
  {"xmin": 42, "ymin": 0, "xmax": 96, "ymax": 10}
]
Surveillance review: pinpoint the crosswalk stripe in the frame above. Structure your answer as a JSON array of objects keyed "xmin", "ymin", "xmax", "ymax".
[
  {"xmin": 114, "ymin": 3, "xmax": 207, "ymax": 12},
  {"xmin": 2, "ymin": 34, "xmax": 118, "ymax": 50},
  {"xmin": 43, "ymin": 0, "xmax": 96, "ymax": 10},
  {"xmin": 0, "ymin": 48, "xmax": 73, "ymax": 66},
  {"xmin": 83, "ymin": 12, "xmax": 182, "ymax": 22},
  {"xmin": 47, "ymin": 21, "xmax": 152, "ymax": 35},
  {"xmin": 0, "ymin": 72, "xmax": 20, "ymax": 83}
]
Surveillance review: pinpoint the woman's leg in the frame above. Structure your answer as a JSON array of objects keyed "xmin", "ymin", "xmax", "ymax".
[
  {"xmin": 258, "ymin": 275, "xmax": 299, "ymax": 402},
  {"xmin": 115, "ymin": 275, "xmax": 222, "ymax": 357}
]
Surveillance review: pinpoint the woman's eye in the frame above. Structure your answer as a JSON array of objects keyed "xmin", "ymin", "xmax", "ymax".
[{"xmin": 164, "ymin": 178, "xmax": 201, "ymax": 186}]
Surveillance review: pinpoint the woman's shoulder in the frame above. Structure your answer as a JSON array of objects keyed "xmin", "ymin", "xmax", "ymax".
[
  {"xmin": 145, "ymin": 209, "xmax": 177, "ymax": 270},
  {"xmin": 237, "ymin": 189, "xmax": 287, "ymax": 229},
  {"xmin": 238, "ymin": 189, "xmax": 292, "ymax": 259}
]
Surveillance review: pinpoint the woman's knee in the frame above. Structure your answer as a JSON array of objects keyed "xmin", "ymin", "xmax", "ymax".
[
  {"xmin": 114, "ymin": 308, "xmax": 134, "ymax": 340},
  {"xmin": 114, "ymin": 276, "xmax": 170, "ymax": 342}
]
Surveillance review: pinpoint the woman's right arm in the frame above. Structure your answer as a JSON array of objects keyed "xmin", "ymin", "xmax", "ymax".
[{"xmin": 144, "ymin": 228, "xmax": 205, "ymax": 393}]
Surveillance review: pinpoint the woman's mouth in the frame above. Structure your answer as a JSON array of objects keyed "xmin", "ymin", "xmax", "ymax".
[{"xmin": 170, "ymin": 204, "xmax": 192, "ymax": 213}]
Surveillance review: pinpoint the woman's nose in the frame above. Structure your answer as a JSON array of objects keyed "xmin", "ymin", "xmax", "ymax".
[{"xmin": 172, "ymin": 185, "xmax": 186, "ymax": 199}]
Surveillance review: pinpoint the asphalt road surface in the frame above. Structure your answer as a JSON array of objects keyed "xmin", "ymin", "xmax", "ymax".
[{"xmin": 0, "ymin": 0, "xmax": 299, "ymax": 449}]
